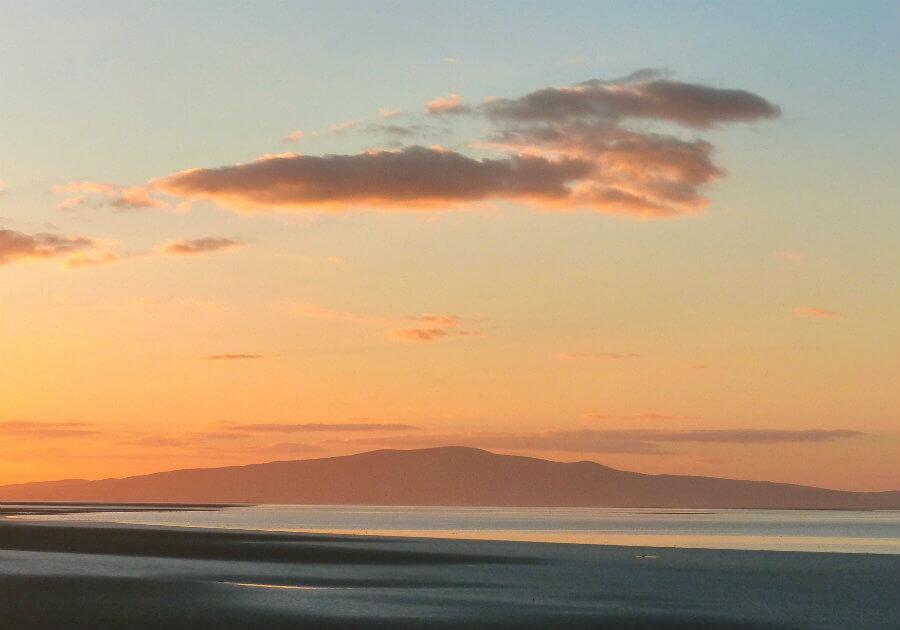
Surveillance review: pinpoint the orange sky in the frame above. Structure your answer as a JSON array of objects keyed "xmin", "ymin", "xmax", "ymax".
[{"xmin": 1, "ymin": 3, "xmax": 898, "ymax": 491}]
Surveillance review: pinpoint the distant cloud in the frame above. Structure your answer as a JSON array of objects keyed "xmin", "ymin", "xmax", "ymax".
[
  {"xmin": 555, "ymin": 352, "xmax": 639, "ymax": 360},
  {"xmin": 773, "ymin": 250, "xmax": 806, "ymax": 264},
  {"xmin": 444, "ymin": 57, "xmax": 462, "ymax": 64},
  {"xmin": 159, "ymin": 237, "xmax": 242, "ymax": 256},
  {"xmin": 584, "ymin": 413, "xmax": 702, "ymax": 421},
  {"xmin": 63, "ymin": 251, "xmax": 119, "ymax": 269},
  {"xmin": 201, "ymin": 353, "xmax": 263, "ymax": 360},
  {"xmin": 482, "ymin": 70, "xmax": 780, "ymax": 128},
  {"xmin": 0, "ymin": 421, "xmax": 100, "ymax": 438},
  {"xmin": 426, "ymin": 93, "xmax": 470, "ymax": 115},
  {"xmin": 392, "ymin": 328, "xmax": 451, "ymax": 343},
  {"xmin": 155, "ymin": 146, "xmax": 589, "ymax": 213},
  {"xmin": 337, "ymin": 428, "xmax": 863, "ymax": 455},
  {"xmin": 282, "ymin": 301, "xmax": 482, "ymax": 342},
  {"xmin": 379, "ymin": 109, "xmax": 402, "ymax": 118},
  {"xmin": 53, "ymin": 181, "xmax": 168, "ymax": 210},
  {"xmin": 282, "ymin": 130, "xmax": 304, "ymax": 142},
  {"xmin": 796, "ymin": 307, "xmax": 842, "ymax": 319},
  {"xmin": 228, "ymin": 422, "xmax": 420, "ymax": 433},
  {"xmin": 134, "ymin": 70, "xmax": 777, "ymax": 219},
  {"xmin": 0, "ymin": 228, "xmax": 96, "ymax": 266}
]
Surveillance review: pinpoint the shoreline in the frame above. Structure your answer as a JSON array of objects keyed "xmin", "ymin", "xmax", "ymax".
[{"xmin": 1, "ymin": 517, "xmax": 898, "ymax": 629}]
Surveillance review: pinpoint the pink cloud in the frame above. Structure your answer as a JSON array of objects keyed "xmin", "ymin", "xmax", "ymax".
[
  {"xmin": 0, "ymin": 228, "xmax": 96, "ymax": 266},
  {"xmin": 796, "ymin": 307, "xmax": 842, "ymax": 319},
  {"xmin": 426, "ymin": 93, "xmax": 469, "ymax": 114},
  {"xmin": 555, "ymin": 352, "xmax": 639, "ymax": 360},
  {"xmin": 159, "ymin": 237, "xmax": 243, "ymax": 256}
]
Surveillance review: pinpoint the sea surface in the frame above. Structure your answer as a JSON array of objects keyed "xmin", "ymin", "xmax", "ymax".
[{"xmin": 18, "ymin": 505, "xmax": 900, "ymax": 554}]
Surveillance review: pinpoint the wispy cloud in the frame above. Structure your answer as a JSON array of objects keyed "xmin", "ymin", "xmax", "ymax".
[
  {"xmin": 226, "ymin": 422, "xmax": 420, "ymax": 432},
  {"xmin": 159, "ymin": 237, "xmax": 243, "ymax": 256},
  {"xmin": 201, "ymin": 353, "xmax": 263, "ymax": 360},
  {"xmin": 583, "ymin": 413, "xmax": 702, "ymax": 421},
  {"xmin": 334, "ymin": 428, "xmax": 863, "ymax": 455},
  {"xmin": 555, "ymin": 352, "xmax": 640, "ymax": 360},
  {"xmin": 0, "ymin": 421, "xmax": 100, "ymax": 438},
  {"xmin": 0, "ymin": 228, "xmax": 96, "ymax": 266},
  {"xmin": 796, "ymin": 307, "xmax": 842, "ymax": 319},
  {"xmin": 773, "ymin": 250, "xmax": 806, "ymax": 264},
  {"xmin": 282, "ymin": 302, "xmax": 482, "ymax": 342},
  {"xmin": 53, "ymin": 181, "xmax": 169, "ymax": 210}
]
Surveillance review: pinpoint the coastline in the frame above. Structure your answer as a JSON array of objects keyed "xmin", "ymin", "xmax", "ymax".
[{"xmin": 2, "ymin": 516, "xmax": 898, "ymax": 629}]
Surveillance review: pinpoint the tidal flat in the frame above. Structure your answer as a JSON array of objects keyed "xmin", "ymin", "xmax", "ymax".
[{"xmin": 1, "ymin": 513, "xmax": 898, "ymax": 629}]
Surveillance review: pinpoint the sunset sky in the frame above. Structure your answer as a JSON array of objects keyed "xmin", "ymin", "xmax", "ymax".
[{"xmin": 1, "ymin": 1, "xmax": 897, "ymax": 490}]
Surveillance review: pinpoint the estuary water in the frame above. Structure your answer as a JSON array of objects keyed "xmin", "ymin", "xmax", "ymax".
[{"xmin": 19, "ymin": 505, "xmax": 900, "ymax": 554}]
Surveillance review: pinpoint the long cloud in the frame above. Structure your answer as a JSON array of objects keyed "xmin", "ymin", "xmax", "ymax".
[
  {"xmin": 0, "ymin": 228, "xmax": 96, "ymax": 266},
  {"xmin": 111, "ymin": 69, "xmax": 780, "ymax": 219}
]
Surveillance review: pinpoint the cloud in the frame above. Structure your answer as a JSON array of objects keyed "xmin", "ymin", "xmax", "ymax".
[
  {"xmin": 796, "ymin": 307, "xmax": 842, "ymax": 319},
  {"xmin": 154, "ymin": 146, "xmax": 590, "ymax": 212},
  {"xmin": 583, "ymin": 413, "xmax": 702, "ymax": 421},
  {"xmin": 379, "ymin": 109, "xmax": 402, "ymax": 118},
  {"xmin": 159, "ymin": 237, "xmax": 242, "ymax": 255},
  {"xmin": 227, "ymin": 422, "xmax": 420, "ymax": 432},
  {"xmin": 392, "ymin": 328, "xmax": 451, "ymax": 343},
  {"xmin": 773, "ymin": 250, "xmax": 806, "ymax": 264},
  {"xmin": 444, "ymin": 57, "xmax": 462, "ymax": 64},
  {"xmin": 0, "ymin": 421, "xmax": 100, "ymax": 438},
  {"xmin": 555, "ymin": 352, "xmax": 639, "ymax": 360},
  {"xmin": 335, "ymin": 428, "xmax": 863, "ymax": 455},
  {"xmin": 63, "ymin": 251, "xmax": 120, "ymax": 269},
  {"xmin": 283, "ymin": 130, "xmax": 304, "ymax": 142},
  {"xmin": 426, "ymin": 93, "xmax": 469, "ymax": 114},
  {"xmin": 53, "ymin": 181, "xmax": 169, "ymax": 210},
  {"xmin": 482, "ymin": 71, "xmax": 780, "ymax": 128},
  {"xmin": 0, "ymin": 228, "xmax": 96, "ymax": 265},
  {"xmin": 133, "ymin": 70, "xmax": 778, "ymax": 219},
  {"xmin": 201, "ymin": 353, "xmax": 263, "ymax": 360},
  {"xmin": 282, "ymin": 301, "xmax": 482, "ymax": 342}
]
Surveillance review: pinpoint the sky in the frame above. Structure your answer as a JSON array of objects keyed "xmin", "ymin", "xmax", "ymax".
[{"xmin": 1, "ymin": 1, "xmax": 898, "ymax": 490}]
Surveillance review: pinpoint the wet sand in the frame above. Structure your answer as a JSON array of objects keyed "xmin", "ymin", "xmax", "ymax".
[{"xmin": 1, "ymin": 515, "xmax": 898, "ymax": 629}]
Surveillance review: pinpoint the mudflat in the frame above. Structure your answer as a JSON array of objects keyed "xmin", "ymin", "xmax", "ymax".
[{"xmin": 0, "ymin": 517, "xmax": 898, "ymax": 629}]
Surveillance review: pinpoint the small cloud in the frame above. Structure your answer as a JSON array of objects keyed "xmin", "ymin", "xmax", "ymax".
[
  {"xmin": 444, "ymin": 57, "xmax": 462, "ymax": 64},
  {"xmin": 63, "ymin": 251, "xmax": 119, "ymax": 269},
  {"xmin": 555, "ymin": 352, "xmax": 639, "ymax": 360},
  {"xmin": 379, "ymin": 109, "xmax": 402, "ymax": 118},
  {"xmin": 226, "ymin": 422, "xmax": 420, "ymax": 433},
  {"xmin": 0, "ymin": 420, "xmax": 100, "ymax": 438},
  {"xmin": 1, "ymin": 228, "xmax": 96, "ymax": 266},
  {"xmin": 282, "ymin": 130, "xmax": 304, "ymax": 142},
  {"xmin": 583, "ymin": 413, "xmax": 702, "ymax": 421},
  {"xmin": 392, "ymin": 327, "xmax": 451, "ymax": 343},
  {"xmin": 773, "ymin": 250, "xmax": 806, "ymax": 264},
  {"xmin": 796, "ymin": 307, "xmax": 842, "ymax": 319},
  {"xmin": 426, "ymin": 93, "xmax": 470, "ymax": 115},
  {"xmin": 53, "ymin": 181, "xmax": 168, "ymax": 210},
  {"xmin": 159, "ymin": 237, "xmax": 243, "ymax": 256},
  {"xmin": 201, "ymin": 353, "xmax": 263, "ymax": 360}
]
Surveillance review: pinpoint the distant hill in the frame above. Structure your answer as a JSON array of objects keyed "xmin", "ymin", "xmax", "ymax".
[{"xmin": 1, "ymin": 447, "xmax": 897, "ymax": 509}]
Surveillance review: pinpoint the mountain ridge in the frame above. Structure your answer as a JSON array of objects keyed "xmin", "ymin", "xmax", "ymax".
[{"xmin": 1, "ymin": 446, "xmax": 897, "ymax": 509}]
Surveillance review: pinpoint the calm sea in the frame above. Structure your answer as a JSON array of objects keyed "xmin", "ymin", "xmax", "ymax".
[{"xmin": 20, "ymin": 505, "xmax": 900, "ymax": 554}]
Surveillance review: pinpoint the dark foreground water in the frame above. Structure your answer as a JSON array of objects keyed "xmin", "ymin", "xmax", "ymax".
[
  {"xmin": 18, "ymin": 505, "xmax": 900, "ymax": 554},
  {"xmin": 1, "ymin": 518, "xmax": 898, "ymax": 630}
]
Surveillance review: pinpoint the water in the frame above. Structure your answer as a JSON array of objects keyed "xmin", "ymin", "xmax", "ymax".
[{"xmin": 19, "ymin": 505, "xmax": 900, "ymax": 554}]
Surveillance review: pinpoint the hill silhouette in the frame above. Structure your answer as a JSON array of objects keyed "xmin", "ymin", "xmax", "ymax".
[{"xmin": 1, "ymin": 447, "xmax": 897, "ymax": 509}]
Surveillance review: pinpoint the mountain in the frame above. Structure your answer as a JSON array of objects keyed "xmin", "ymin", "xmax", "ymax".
[{"xmin": 1, "ymin": 447, "xmax": 897, "ymax": 509}]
